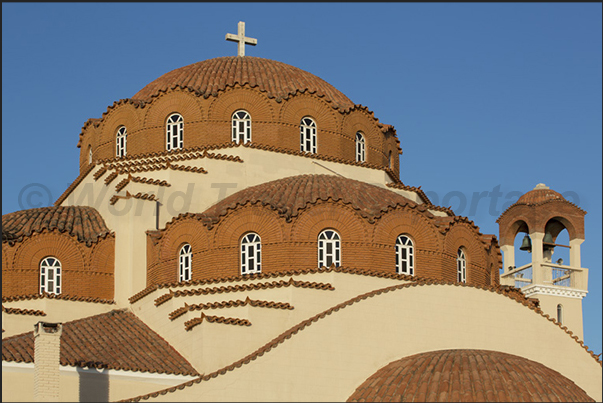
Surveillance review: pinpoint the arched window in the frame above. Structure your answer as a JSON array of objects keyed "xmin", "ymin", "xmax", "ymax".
[
  {"xmin": 179, "ymin": 244, "xmax": 192, "ymax": 282},
  {"xmin": 318, "ymin": 230, "xmax": 340, "ymax": 268},
  {"xmin": 396, "ymin": 235, "xmax": 414, "ymax": 275},
  {"xmin": 557, "ymin": 304, "xmax": 563, "ymax": 325},
  {"xmin": 116, "ymin": 126, "xmax": 127, "ymax": 157},
  {"xmin": 356, "ymin": 132, "xmax": 366, "ymax": 162},
  {"xmin": 457, "ymin": 248, "xmax": 467, "ymax": 283},
  {"xmin": 241, "ymin": 233, "xmax": 261, "ymax": 275},
  {"xmin": 40, "ymin": 257, "xmax": 61, "ymax": 295},
  {"xmin": 88, "ymin": 146, "xmax": 93, "ymax": 164},
  {"xmin": 232, "ymin": 110, "xmax": 251, "ymax": 144},
  {"xmin": 166, "ymin": 113, "xmax": 183, "ymax": 151},
  {"xmin": 300, "ymin": 117, "xmax": 317, "ymax": 153},
  {"xmin": 388, "ymin": 150, "xmax": 393, "ymax": 169}
]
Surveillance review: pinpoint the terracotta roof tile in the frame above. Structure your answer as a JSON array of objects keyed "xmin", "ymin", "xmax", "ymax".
[
  {"xmin": 184, "ymin": 313, "xmax": 251, "ymax": 331},
  {"xmin": 169, "ymin": 298, "xmax": 293, "ymax": 320},
  {"xmin": 132, "ymin": 57, "xmax": 355, "ymax": 110},
  {"xmin": 347, "ymin": 349, "xmax": 594, "ymax": 402},
  {"xmin": 2, "ymin": 293, "xmax": 114, "ymax": 304},
  {"xmin": 2, "ymin": 305, "xmax": 46, "ymax": 317},
  {"xmin": 161, "ymin": 174, "xmax": 425, "ymax": 232},
  {"xmin": 2, "ymin": 309, "xmax": 199, "ymax": 376},
  {"xmin": 2, "ymin": 206, "xmax": 111, "ymax": 246}
]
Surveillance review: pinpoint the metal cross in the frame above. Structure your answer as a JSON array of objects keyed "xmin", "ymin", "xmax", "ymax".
[{"xmin": 225, "ymin": 21, "xmax": 257, "ymax": 57}]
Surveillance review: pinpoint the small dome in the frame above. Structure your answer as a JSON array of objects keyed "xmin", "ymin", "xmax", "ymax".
[
  {"xmin": 347, "ymin": 349, "xmax": 593, "ymax": 402},
  {"xmin": 132, "ymin": 56, "xmax": 355, "ymax": 110},
  {"xmin": 516, "ymin": 183, "xmax": 565, "ymax": 205},
  {"xmin": 193, "ymin": 174, "xmax": 425, "ymax": 226}
]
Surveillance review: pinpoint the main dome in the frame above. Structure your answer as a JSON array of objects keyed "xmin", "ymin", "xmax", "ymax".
[{"xmin": 132, "ymin": 56, "xmax": 355, "ymax": 110}]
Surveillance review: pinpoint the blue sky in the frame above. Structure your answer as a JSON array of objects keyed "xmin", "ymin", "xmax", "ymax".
[{"xmin": 2, "ymin": 4, "xmax": 601, "ymax": 355}]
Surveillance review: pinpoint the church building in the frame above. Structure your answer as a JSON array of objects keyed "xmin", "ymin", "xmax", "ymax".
[{"xmin": 2, "ymin": 22, "xmax": 601, "ymax": 402}]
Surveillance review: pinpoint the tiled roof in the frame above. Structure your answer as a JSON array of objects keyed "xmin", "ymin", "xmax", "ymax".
[
  {"xmin": 132, "ymin": 56, "xmax": 355, "ymax": 110},
  {"xmin": 2, "ymin": 305, "xmax": 46, "ymax": 317},
  {"xmin": 346, "ymin": 349, "xmax": 594, "ymax": 402},
  {"xmin": 2, "ymin": 309, "xmax": 199, "ymax": 376},
  {"xmin": 2, "ymin": 293, "xmax": 114, "ymax": 304},
  {"xmin": 161, "ymin": 174, "xmax": 429, "ymax": 232},
  {"xmin": 2, "ymin": 206, "xmax": 112, "ymax": 246}
]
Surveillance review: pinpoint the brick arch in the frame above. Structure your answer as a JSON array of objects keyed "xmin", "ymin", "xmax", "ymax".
[
  {"xmin": 291, "ymin": 201, "xmax": 369, "ymax": 243},
  {"xmin": 158, "ymin": 218, "xmax": 210, "ymax": 262},
  {"xmin": 278, "ymin": 94, "xmax": 340, "ymax": 134},
  {"xmin": 143, "ymin": 90, "xmax": 204, "ymax": 126},
  {"xmin": 208, "ymin": 86, "xmax": 275, "ymax": 122},
  {"xmin": 212, "ymin": 205, "xmax": 285, "ymax": 247},
  {"xmin": 97, "ymin": 103, "xmax": 143, "ymax": 148},
  {"xmin": 443, "ymin": 223, "xmax": 488, "ymax": 284},
  {"xmin": 9, "ymin": 232, "xmax": 86, "ymax": 297},
  {"xmin": 372, "ymin": 207, "xmax": 441, "ymax": 250},
  {"xmin": 90, "ymin": 237, "xmax": 115, "ymax": 274},
  {"xmin": 341, "ymin": 109, "xmax": 384, "ymax": 156},
  {"xmin": 499, "ymin": 215, "xmax": 531, "ymax": 247}
]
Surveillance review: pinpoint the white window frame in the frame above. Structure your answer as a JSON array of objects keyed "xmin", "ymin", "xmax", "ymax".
[
  {"xmin": 396, "ymin": 235, "xmax": 414, "ymax": 275},
  {"xmin": 318, "ymin": 229, "xmax": 340, "ymax": 268},
  {"xmin": 179, "ymin": 244, "xmax": 192, "ymax": 282},
  {"xmin": 300, "ymin": 117, "xmax": 317, "ymax": 153},
  {"xmin": 241, "ymin": 233, "xmax": 261, "ymax": 275},
  {"xmin": 232, "ymin": 110, "xmax": 252, "ymax": 144},
  {"xmin": 116, "ymin": 126, "xmax": 127, "ymax": 157},
  {"xmin": 40, "ymin": 257, "xmax": 61, "ymax": 295},
  {"xmin": 356, "ymin": 132, "xmax": 366, "ymax": 162},
  {"xmin": 457, "ymin": 248, "xmax": 467, "ymax": 283},
  {"xmin": 166, "ymin": 113, "xmax": 184, "ymax": 151}
]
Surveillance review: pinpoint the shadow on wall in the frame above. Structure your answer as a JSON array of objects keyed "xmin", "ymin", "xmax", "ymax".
[{"xmin": 77, "ymin": 367, "xmax": 109, "ymax": 402}]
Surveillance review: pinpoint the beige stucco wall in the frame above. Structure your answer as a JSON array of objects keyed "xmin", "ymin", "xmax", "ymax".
[
  {"xmin": 61, "ymin": 147, "xmax": 430, "ymax": 305},
  {"xmin": 2, "ymin": 362, "xmax": 197, "ymax": 402},
  {"xmin": 131, "ymin": 271, "xmax": 406, "ymax": 374},
  {"xmin": 138, "ymin": 282, "xmax": 601, "ymax": 402},
  {"xmin": 532, "ymin": 292, "xmax": 584, "ymax": 340}
]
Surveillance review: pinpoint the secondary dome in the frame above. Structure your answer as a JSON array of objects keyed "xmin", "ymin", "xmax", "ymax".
[
  {"xmin": 132, "ymin": 56, "xmax": 355, "ymax": 110},
  {"xmin": 347, "ymin": 349, "xmax": 594, "ymax": 402},
  {"xmin": 195, "ymin": 174, "xmax": 427, "ymax": 225},
  {"xmin": 516, "ymin": 183, "xmax": 565, "ymax": 205}
]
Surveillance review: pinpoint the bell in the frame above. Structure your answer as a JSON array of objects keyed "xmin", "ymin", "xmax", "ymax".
[
  {"xmin": 519, "ymin": 234, "xmax": 532, "ymax": 252},
  {"xmin": 543, "ymin": 232, "xmax": 554, "ymax": 244}
]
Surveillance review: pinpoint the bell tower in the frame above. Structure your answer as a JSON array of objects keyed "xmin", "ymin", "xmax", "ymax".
[{"xmin": 496, "ymin": 183, "xmax": 588, "ymax": 339}]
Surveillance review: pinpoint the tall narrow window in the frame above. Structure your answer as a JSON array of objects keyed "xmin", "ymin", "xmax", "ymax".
[
  {"xmin": 232, "ymin": 110, "xmax": 252, "ymax": 144},
  {"xmin": 356, "ymin": 132, "xmax": 366, "ymax": 162},
  {"xmin": 457, "ymin": 248, "xmax": 467, "ymax": 283},
  {"xmin": 557, "ymin": 304, "xmax": 563, "ymax": 325},
  {"xmin": 40, "ymin": 257, "xmax": 61, "ymax": 295},
  {"xmin": 318, "ymin": 230, "xmax": 340, "ymax": 268},
  {"xmin": 388, "ymin": 150, "xmax": 393, "ymax": 169},
  {"xmin": 166, "ymin": 113, "xmax": 183, "ymax": 151},
  {"xmin": 300, "ymin": 117, "xmax": 317, "ymax": 153},
  {"xmin": 241, "ymin": 233, "xmax": 261, "ymax": 275},
  {"xmin": 396, "ymin": 235, "xmax": 414, "ymax": 275},
  {"xmin": 179, "ymin": 244, "xmax": 192, "ymax": 282},
  {"xmin": 116, "ymin": 126, "xmax": 127, "ymax": 157},
  {"xmin": 88, "ymin": 147, "xmax": 93, "ymax": 164}
]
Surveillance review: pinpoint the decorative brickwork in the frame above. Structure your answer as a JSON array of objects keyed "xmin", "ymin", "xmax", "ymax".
[
  {"xmin": 76, "ymin": 57, "xmax": 402, "ymax": 180},
  {"xmin": 145, "ymin": 175, "xmax": 499, "ymax": 288},
  {"xmin": 2, "ymin": 230, "xmax": 115, "ymax": 300}
]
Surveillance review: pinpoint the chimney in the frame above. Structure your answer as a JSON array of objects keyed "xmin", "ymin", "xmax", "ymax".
[{"xmin": 34, "ymin": 322, "xmax": 63, "ymax": 402}]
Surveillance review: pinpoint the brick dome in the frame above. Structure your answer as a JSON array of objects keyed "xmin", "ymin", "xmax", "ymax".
[
  {"xmin": 347, "ymin": 349, "xmax": 594, "ymax": 402},
  {"xmin": 192, "ymin": 174, "xmax": 428, "ymax": 226},
  {"xmin": 132, "ymin": 56, "xmax": 355, "ymax": 110},
  {"xmin": 516, "ymin": 183, "xmax": 565, "ymax": 205}
]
